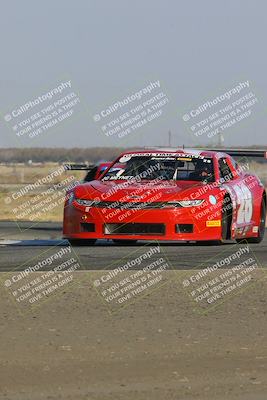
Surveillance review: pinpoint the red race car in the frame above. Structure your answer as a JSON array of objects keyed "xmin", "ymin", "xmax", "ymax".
[{"xmin": 63, "ymin": 148, "xmax": 266, "ymax": 245}]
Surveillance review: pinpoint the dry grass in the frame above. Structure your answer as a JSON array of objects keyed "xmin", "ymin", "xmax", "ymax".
[
  {"xmin": 0, "ymin": 164, "xmax": 84, "ymax": 222},
  {"xmin": 0, "ymin": 163, "xmax": 83, "ymax": 184}
]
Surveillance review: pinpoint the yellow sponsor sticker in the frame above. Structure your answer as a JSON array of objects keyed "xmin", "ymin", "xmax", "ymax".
[
  {"xmin": 206, "ymin": 220, "xmax": 221, "ymax": 227},
  {"xmin": 177, "ymin": 157, "xmax": 192, "ymax": 161}
]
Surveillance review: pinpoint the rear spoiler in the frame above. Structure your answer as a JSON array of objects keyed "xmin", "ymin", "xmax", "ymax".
[
  {"xmin": 64, "ymin": 163, "xmax": 96, "ymax": 171},
  {"xmin": 201, "ymin": 149, "xmax": 267, "ymax": 159}
]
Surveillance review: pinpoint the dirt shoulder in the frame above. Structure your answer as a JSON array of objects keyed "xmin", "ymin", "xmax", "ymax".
[{"xmin": 0, "ymin": 270, "xmax": 267, "ymax": 400}]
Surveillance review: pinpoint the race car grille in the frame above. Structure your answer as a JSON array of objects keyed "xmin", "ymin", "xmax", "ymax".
[
  {"xmin": 81, "ymin": 223, "xmax": 95, "ymax": 232},
  {"xmin": 175, "ymin": 224, "xmax": 193, "ymax": 233},
  {"xmin": 93, "ymin": 201, "xmax": 181, "ymax": 210},
  {"xmin": 104, "ymin": 223, "xmax": 166, "ymax": 235}
]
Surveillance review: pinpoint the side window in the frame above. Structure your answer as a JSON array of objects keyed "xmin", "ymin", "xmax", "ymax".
[
  {"xmin": 84, "ymin": 166, "xmax": 98, "ymax": 182},
  {"xmin": 229, "ymin": 157, "xmax": 240, "ymax": 178},
  {"xmin": 219, "ymin": 158, "xmax": 233, "ymax": 182}
]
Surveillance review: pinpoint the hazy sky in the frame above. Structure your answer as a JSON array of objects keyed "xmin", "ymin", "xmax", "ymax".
[{"xmin": 0, "ymin": 0, "xmax": 266, "ymax": 148}]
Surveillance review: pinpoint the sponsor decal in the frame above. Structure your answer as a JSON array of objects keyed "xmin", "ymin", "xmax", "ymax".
[
  {"xmin": 233, "ymin": 183, "xmax": 253, "ymax": 224},
  {"xmin": 206, "ymin": 220, "xmax": 221, "ymax": 227},
  {"xmin": 209, "ymin": 195, "xmax": 217, "ymax": 205},
  {"xmin": 119, "ymin": 155, "xmax": 132, "ymax": 163}
]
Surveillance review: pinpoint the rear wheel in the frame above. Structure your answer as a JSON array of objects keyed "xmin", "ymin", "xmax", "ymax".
[
  {"xmin": 68, "ymin": 239, "xmax": 96, "ymax": 246},
  {"xmin": 112, "ymin": 239, "xmax": 138, "ymax": 245},
  {"xmin": 246, "ymin": 198, "xmax": 266, "ymax": 244}
]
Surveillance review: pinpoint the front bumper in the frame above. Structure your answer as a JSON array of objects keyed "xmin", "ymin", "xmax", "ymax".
[{"xmin": 63, "ymin": 202, "xmax": 223, "ymax": 241}]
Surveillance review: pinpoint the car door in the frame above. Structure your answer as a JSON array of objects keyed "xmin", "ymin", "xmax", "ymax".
[{"xmin": 218, "ymin": 157, "xmax": 254, "ymax": 233}]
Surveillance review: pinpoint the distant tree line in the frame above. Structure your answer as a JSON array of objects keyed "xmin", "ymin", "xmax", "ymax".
[
  {"xmin": 0, "ymin": 148, "xmax": 129, "ymax": 163},
  {"xmin": 0, "ymin": 146, "xmax": 266, "ymax": 164}
]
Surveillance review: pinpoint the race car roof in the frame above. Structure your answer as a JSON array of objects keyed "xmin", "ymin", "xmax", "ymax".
[
  {"xmin": 120, "ymin": 147, "xmax": 267, "ymax": 159},
  {"xmin": 120, "ymin": 148, "xmax": 218, "ymax": 158}
]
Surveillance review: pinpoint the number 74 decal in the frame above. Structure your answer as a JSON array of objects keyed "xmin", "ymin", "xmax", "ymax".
[{"xmin": 233, "ymin": 183, "xmax": 253, "ymax": 224}]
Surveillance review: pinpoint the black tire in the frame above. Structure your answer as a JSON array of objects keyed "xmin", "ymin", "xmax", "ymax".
[
  {"xmin": 201, "ymin": 197, "xmax": 233, "ymax": 245},
  {"xmin": 221, "ymin": 195, "xmax": 233, "ymax": 241},
  {"xmin": 68, "ymin": 239, "xmax": 96, "ymax": 246},
  {"xmin": 112, "ymin": 239, "xmax": 138, "ymax": 245},
  {"xmin": 246, "ymin": 198, "xmax": 266, "ymax": 244}
]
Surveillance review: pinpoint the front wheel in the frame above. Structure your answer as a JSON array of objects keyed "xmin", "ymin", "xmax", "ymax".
[{"xmin": 246, "ymin": 198, "xmax": 266, "ymax": 244}]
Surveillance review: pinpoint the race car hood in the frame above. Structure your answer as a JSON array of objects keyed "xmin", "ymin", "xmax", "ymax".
[{"xmin": 74, "ymin": 179, "xmax": 209, "ymax": 202}]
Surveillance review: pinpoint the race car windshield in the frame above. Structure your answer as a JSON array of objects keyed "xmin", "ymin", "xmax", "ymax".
[{"xmin": 102, "ymin": 154, "xmax": 215, "ymax": 182}]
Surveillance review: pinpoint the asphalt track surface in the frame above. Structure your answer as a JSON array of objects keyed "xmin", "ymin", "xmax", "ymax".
[
  {"xmin": 1, "ymin": 221, "xmax": 267, "ymax": 400},
  {"xmin": 0, "ymin": 221, "xmax": 266, "ymax": 270}
]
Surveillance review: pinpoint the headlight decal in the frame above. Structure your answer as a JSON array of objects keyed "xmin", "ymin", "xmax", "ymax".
[
  {"xmin": 178, "ymin": 200, "xmax": 205, "ymax": 207},
  {"xmin": 76, "ymin": 199, "xmax": 95, "ymax": 207}
]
